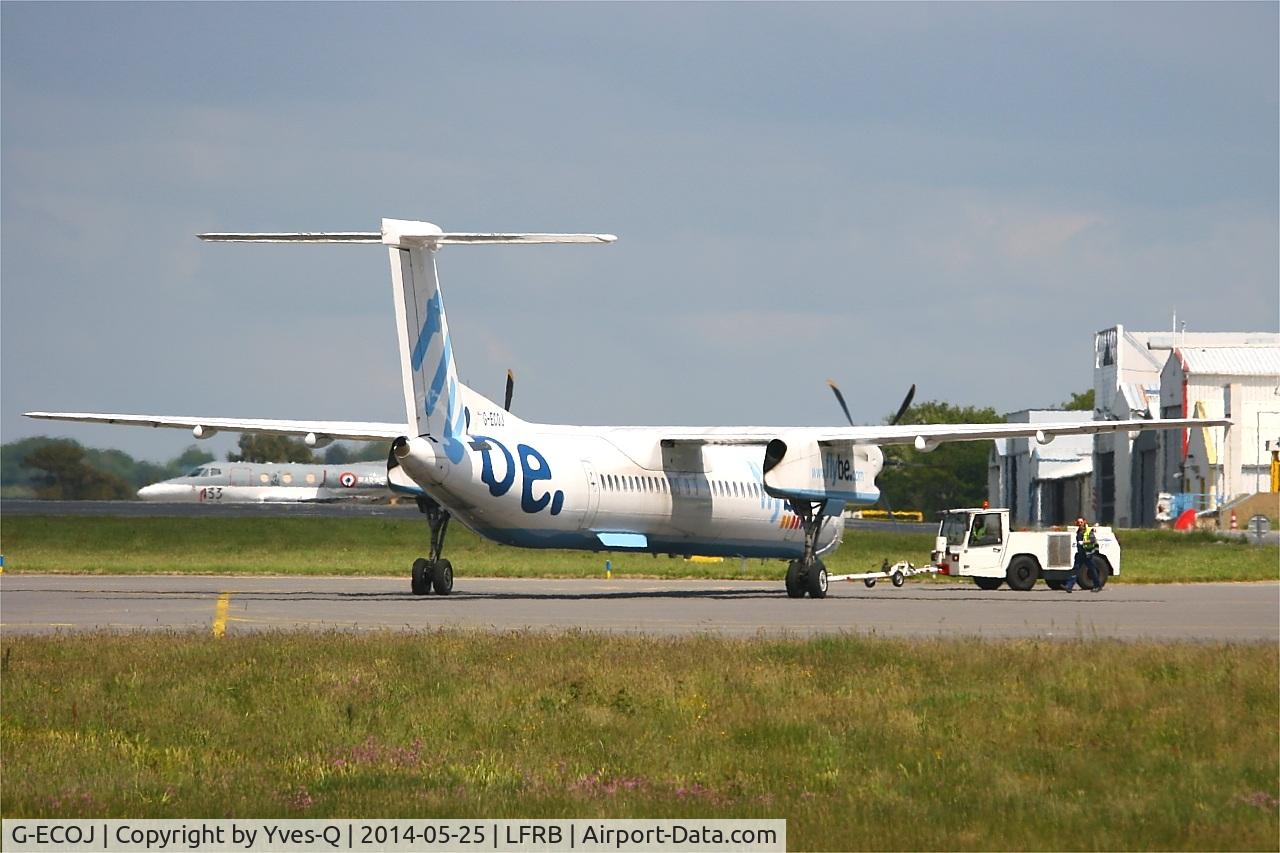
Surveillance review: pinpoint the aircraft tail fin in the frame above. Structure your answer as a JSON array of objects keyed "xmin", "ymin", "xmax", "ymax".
[{"xmin": 201, "ymin": 220, "xmax": 615, "ymax": 458}]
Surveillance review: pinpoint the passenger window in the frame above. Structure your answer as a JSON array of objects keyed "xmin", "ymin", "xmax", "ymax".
[
  {"xmin": 282, "ymin": 473, "xmax": 293, "ymax": 485},
  {"xmin": 259, "ymin": 473, "xmax": 270, "ymax": 484},
  {"xmin": 306, "ymin": 473, "xmax": 317, "ymax": 485}
]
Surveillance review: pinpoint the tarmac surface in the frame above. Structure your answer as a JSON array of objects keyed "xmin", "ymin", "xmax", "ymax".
[{"xmin": 2, "ymin": 575, "xmax": 1275, "ymax": 642}]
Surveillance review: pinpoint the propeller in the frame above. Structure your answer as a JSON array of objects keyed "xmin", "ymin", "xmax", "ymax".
[
  {"xmin": 826, "ymin": 379, "xmax": 918, "ymax": 523},
  {"xmin": 826, "ymin": 379, "xmax": 855, "ymax": 427},
  {"xmin": 825, "ymin": 380, "xmax": 916, "ymax": 427},
  {"xmin": 503, "ymin": 369, "xmax": 515, "ymax": 412},
  {"xmin": 890, "ymin": 384, "xmax": 916, "ymax": 426}
]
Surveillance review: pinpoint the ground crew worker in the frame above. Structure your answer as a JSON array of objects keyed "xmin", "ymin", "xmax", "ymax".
[{"xmin": 1063, "ymin": 517, "xmax": 1101, "ymax": 593}]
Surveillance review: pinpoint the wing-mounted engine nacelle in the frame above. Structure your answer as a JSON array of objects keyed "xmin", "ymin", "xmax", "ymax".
[{"xmin": 762, "ymin": 435, "xmax": 882, "ymax": 504}]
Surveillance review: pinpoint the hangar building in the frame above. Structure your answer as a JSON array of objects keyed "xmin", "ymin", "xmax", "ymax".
[
  {"xmin": 989, "ymin": 410, "xmax": 1093, "ymax": 528},
  {"xmin": 989, "ymin": 326, "xmax": 1279, "ymax": 528},
  {"xmin": 1093, "ymin": 326, "xmax": 1279, "ymax": 527}
]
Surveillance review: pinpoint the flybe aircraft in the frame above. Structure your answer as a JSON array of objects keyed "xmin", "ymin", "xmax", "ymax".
[
  {"xmin": 137, "ymin": 461, "xmax": 389, "ymax": 503},
  {"xmin": 27, "ymin": 219, "xmax": 1229, "ymax": 599}
]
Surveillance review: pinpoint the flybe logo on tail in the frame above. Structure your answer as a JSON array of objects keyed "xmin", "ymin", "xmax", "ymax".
[
  {"xmin": 411, "ymin": 291, "xmax": 464, "ymax": 463},
  {"xmin": 472, "ymin": 434, "xmax": 565, "ymax": 516}
]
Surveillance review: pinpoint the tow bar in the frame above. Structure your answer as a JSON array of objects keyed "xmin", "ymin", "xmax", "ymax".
[{"xmin": 828, "ymin": 558, "xmax": 939, "ymax": 589}]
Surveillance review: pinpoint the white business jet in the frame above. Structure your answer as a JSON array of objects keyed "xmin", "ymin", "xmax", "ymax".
[
  {"xmin": 137, "ymin": 461, "xmax": 389, "ymax": 503},
  {"xmin": 27, "ymin": 219, "xmax": 1229, "ymax": 598}
]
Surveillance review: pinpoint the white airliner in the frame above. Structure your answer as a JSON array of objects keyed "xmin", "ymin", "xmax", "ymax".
[
  {"xmin": 27, "ymin": 219, "xmax": 1230, "ymax": 598},
  {"xmin": 137, "ymin": 461, "xmax": 389, "ymax": 503}
]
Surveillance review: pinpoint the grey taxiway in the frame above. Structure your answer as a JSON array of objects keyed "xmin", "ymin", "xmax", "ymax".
[{"xmin": 1, "ymin": 575, "xmax": 1275, "ymax": 642}]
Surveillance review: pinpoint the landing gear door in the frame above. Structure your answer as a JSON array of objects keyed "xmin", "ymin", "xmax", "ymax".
[{"xmin": 579, "ymin": 460, "xmax": 601, "ymax": 530}]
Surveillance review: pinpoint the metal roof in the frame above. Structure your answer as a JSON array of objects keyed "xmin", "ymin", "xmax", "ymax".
[{"xmin": 1173, "ymin": 346, "xmax": 1280, "ymax": 376}]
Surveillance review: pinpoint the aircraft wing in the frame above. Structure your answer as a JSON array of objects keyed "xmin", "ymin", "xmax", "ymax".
[
  {"xmin": 656, "ymin": 416, "xmax": 1231, "ymax": 449},
  {"xmin": 23, "ymin": 412, "xmax": 408, "ymax": 442}
]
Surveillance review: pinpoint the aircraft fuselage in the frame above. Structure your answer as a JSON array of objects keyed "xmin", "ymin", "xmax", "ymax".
[{"xmin": 393, "ymin": 395, "xmax": 881, "ymax": 559}]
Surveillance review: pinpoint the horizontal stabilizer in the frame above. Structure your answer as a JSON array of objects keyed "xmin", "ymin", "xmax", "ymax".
[
  {"xmin": 431, "ymin": 233, "xmax": 617, "ymax": 244},
  {"xmin": 199, "ymin": 232, "xmax": 381, "ymax": 243},
  {"xmin": 200, "ymin": 220, "xmax": 616, "ymax": 246}
]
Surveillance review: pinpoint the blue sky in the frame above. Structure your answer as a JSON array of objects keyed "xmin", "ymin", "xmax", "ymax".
[{"xmin": 3, "ymin": 2, "xmax": 1276, "ymax": 462}]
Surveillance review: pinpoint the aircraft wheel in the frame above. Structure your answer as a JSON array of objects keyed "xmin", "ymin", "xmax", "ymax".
[
  {"xmin": 891, "ymin": 569, "xmax": 905, "ymax": 588},
  {"xmin": 806, "ymin": 560, "xmax": 828, "ymax": 599},
  {"xmin": 973, "ymin": 576, "xmax": 1003, "ymax": 591},
  {"xmin": 411, "ymin": 558, "xmax": 431, "ymax": 596},
  {"xmin": 1006, "ymin": 556, "xmax": 1038, "ymax": 591},
  {"xmin": 784, "ymin": 560, "xmax": 805, "ymax": 598},
  {"xmin": 863, "ymin": 577, "xmax": 877, "ymax": 588},
  {"xmin": 431, "ymin": 558, "xmax": 454, "ymax": 596}
]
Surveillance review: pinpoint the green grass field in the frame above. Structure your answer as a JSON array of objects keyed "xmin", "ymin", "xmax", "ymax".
[
  {"xmin": 1, "ymin": 516, "xmax": 1275, "ymax": 583},
  {"xmin": 1, "ymin": 632, "xmax": 1275, "ymax": 850}
]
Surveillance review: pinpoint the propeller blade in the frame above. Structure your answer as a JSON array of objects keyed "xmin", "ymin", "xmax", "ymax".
[
  {"xmin": 890, "ymin": 384, "xmax": 916, "ymax": 426},
  {"xmin": 503, "ymin": 369, "xmax": 515, "ymax": 412},
  {"xmin": 826, "ymin": 379, "xmax": 854, "ymax": 427}
]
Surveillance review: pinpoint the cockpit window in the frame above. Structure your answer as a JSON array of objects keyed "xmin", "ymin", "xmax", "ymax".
[
  {"xmin": 186, "ymin": 467, "xmax": 207, "ymax": 478},
  {"xmin": 208, "ymin": 468, "xmax": 222, "ymax": 476}
]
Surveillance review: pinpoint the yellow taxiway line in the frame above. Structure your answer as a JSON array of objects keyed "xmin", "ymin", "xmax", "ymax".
[{"xmin": 212, "ymin": 592, "xmax": 230, "ymax": 638}]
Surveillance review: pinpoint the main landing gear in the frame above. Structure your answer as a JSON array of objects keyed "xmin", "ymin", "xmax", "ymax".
[
  {"xmin": 410, "ymin": 496, "xmax": 454, "ymax": 596},
  {"xmin": 783, "ymin": 499, "xmax": 831, "ymax": 599}
]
